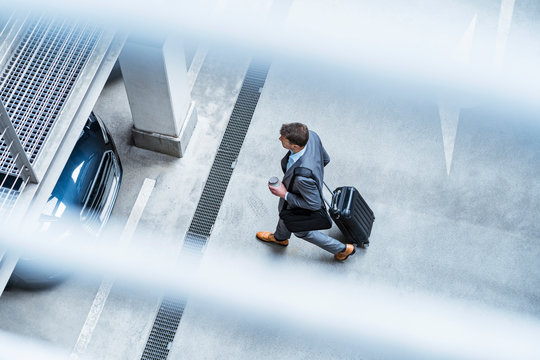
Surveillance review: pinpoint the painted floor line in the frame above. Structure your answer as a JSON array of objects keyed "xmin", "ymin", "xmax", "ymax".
[
  {"xmin": 494, "ymin": 0, "xmax": 515, "ymax": 70},
  {"xmin": 187, "ymin": 46, "xmax": 208, "ymax": 92},
  {"xmin": 70, "ymin": 178, "xmax": 156, "ymax": 360}
]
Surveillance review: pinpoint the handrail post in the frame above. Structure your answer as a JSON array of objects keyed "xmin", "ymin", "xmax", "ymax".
[{"xmin": 0, "ymin": 100, "xmax": 39, "ymax": 184}]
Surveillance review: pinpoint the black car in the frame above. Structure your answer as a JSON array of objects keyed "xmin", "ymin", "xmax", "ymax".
[{"xmin": 8, "ymin": 112, "xmax": 122, "ymax": 288}]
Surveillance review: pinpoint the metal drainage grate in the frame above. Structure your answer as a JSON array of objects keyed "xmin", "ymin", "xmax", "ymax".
[
  {"xmin": 186, "ymin": 61, "xmax": 271, "ymax": 247},
  {"xmin": 140, "ymin": 60, "xmax": 271, "ymax": 360},
  {"xmin": 0, "ymin": 16, "xmax": 102, "ymax": 175}
]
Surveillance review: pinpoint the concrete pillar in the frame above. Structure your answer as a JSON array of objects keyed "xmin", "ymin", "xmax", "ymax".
[{"xmin": 119, "ymin": 36, "xmax": 197, "ymax": 157}]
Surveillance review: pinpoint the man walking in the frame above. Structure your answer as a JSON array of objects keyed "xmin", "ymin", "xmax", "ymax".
[{"xmin": 256, "ymin": 123, "xmax": 355, "ymax": 261}]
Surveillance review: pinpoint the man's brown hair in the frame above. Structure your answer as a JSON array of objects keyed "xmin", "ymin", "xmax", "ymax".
[{"xmin": 280, "ymin": 123, "xmax": 309, "ymax": 147}]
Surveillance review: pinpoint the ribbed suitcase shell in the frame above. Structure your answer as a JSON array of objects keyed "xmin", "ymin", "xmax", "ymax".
[{"xmin": 329, "ymin": 186, "xmax": 374, "ymax": 247}]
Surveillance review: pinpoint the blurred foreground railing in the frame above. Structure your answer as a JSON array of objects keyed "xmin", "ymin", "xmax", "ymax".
[{"xmin": 0, "ymin": 225, "xmax": 540, "ymax": 360}]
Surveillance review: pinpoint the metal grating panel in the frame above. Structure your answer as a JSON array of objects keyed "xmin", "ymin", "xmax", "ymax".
[
  {"xmin": 142, "ymin": 298, "xmax": 187, "ymax": 360},
  {"xmin": 0, "ymin": 17, "xmax": 102, "ymax": 175},
  {"xmin": 140, "ymin": 60, "xmax": 270, "ymax": 360}
]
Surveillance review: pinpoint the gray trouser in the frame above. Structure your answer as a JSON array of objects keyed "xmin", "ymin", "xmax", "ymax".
[{"xmin": 274, "ymin": 219, "xmax": 346, "ymax": 254}]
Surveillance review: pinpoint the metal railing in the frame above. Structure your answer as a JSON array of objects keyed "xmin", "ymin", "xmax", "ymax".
[
  {"xmin": 0, "ymin": 17, "xmax": 101, "ymax": 173},
  {"xmin": 0, "ymin": 16, "xmax": 102, "ymax": 219},
  {"xmin": 0, "ymin": 99, "xmax": 32, "ymax": 218}
]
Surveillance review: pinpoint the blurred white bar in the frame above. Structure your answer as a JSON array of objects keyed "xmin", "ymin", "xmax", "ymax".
[
  {"xmin": 1, "ymin": 227, "xmax": 540, "ymax": 360},
  {"xmin": 6, "ymin": 0, "xmax": 540, "ymax": 108},
  {"xmin": 0, "ymin": 329, "xmax": 73, "ymax": 360}
]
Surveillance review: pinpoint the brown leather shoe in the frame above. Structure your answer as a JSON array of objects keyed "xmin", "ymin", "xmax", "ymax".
[
  {"xmin": 334, "ymin": 244, "xmax": 355, "ymax": 261},
  {"xmin": 256, "ymin": 231, "xmax": 289, "ymax": 246}
]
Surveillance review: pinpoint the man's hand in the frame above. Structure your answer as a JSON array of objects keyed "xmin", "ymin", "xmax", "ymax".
[{"xmin": 269, "ymin": 182, "xmax": 287, "ymax": 198}]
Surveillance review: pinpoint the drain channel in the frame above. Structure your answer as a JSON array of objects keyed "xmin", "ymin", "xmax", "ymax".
[{"xmin": 140, "ymin": 59, "xmax": 270, "ymax": 360}]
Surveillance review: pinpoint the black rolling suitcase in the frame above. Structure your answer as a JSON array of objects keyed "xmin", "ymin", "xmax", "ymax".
[{"xmin": 324, "ymin": 184, "xmax": 375, "ymax": 248}]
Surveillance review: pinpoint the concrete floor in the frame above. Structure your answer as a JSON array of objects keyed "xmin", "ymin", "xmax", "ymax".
[{"xmin": 1, "ymin": 1, "xmax": 540, "ymax": 358}]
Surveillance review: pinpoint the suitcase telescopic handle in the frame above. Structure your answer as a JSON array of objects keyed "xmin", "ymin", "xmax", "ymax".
[
  {"xmin": 322, "ymin": 181, "xmax": 332, "ymax": 207},
  {"xmin": 323, "ymin": 181, "xmax": 333, "ymax": 193}
]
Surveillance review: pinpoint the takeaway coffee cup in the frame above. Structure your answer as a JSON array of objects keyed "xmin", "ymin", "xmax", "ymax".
[{"xmin": 268, "ymin": 176, "xmax": 280, "ymax": 187}]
